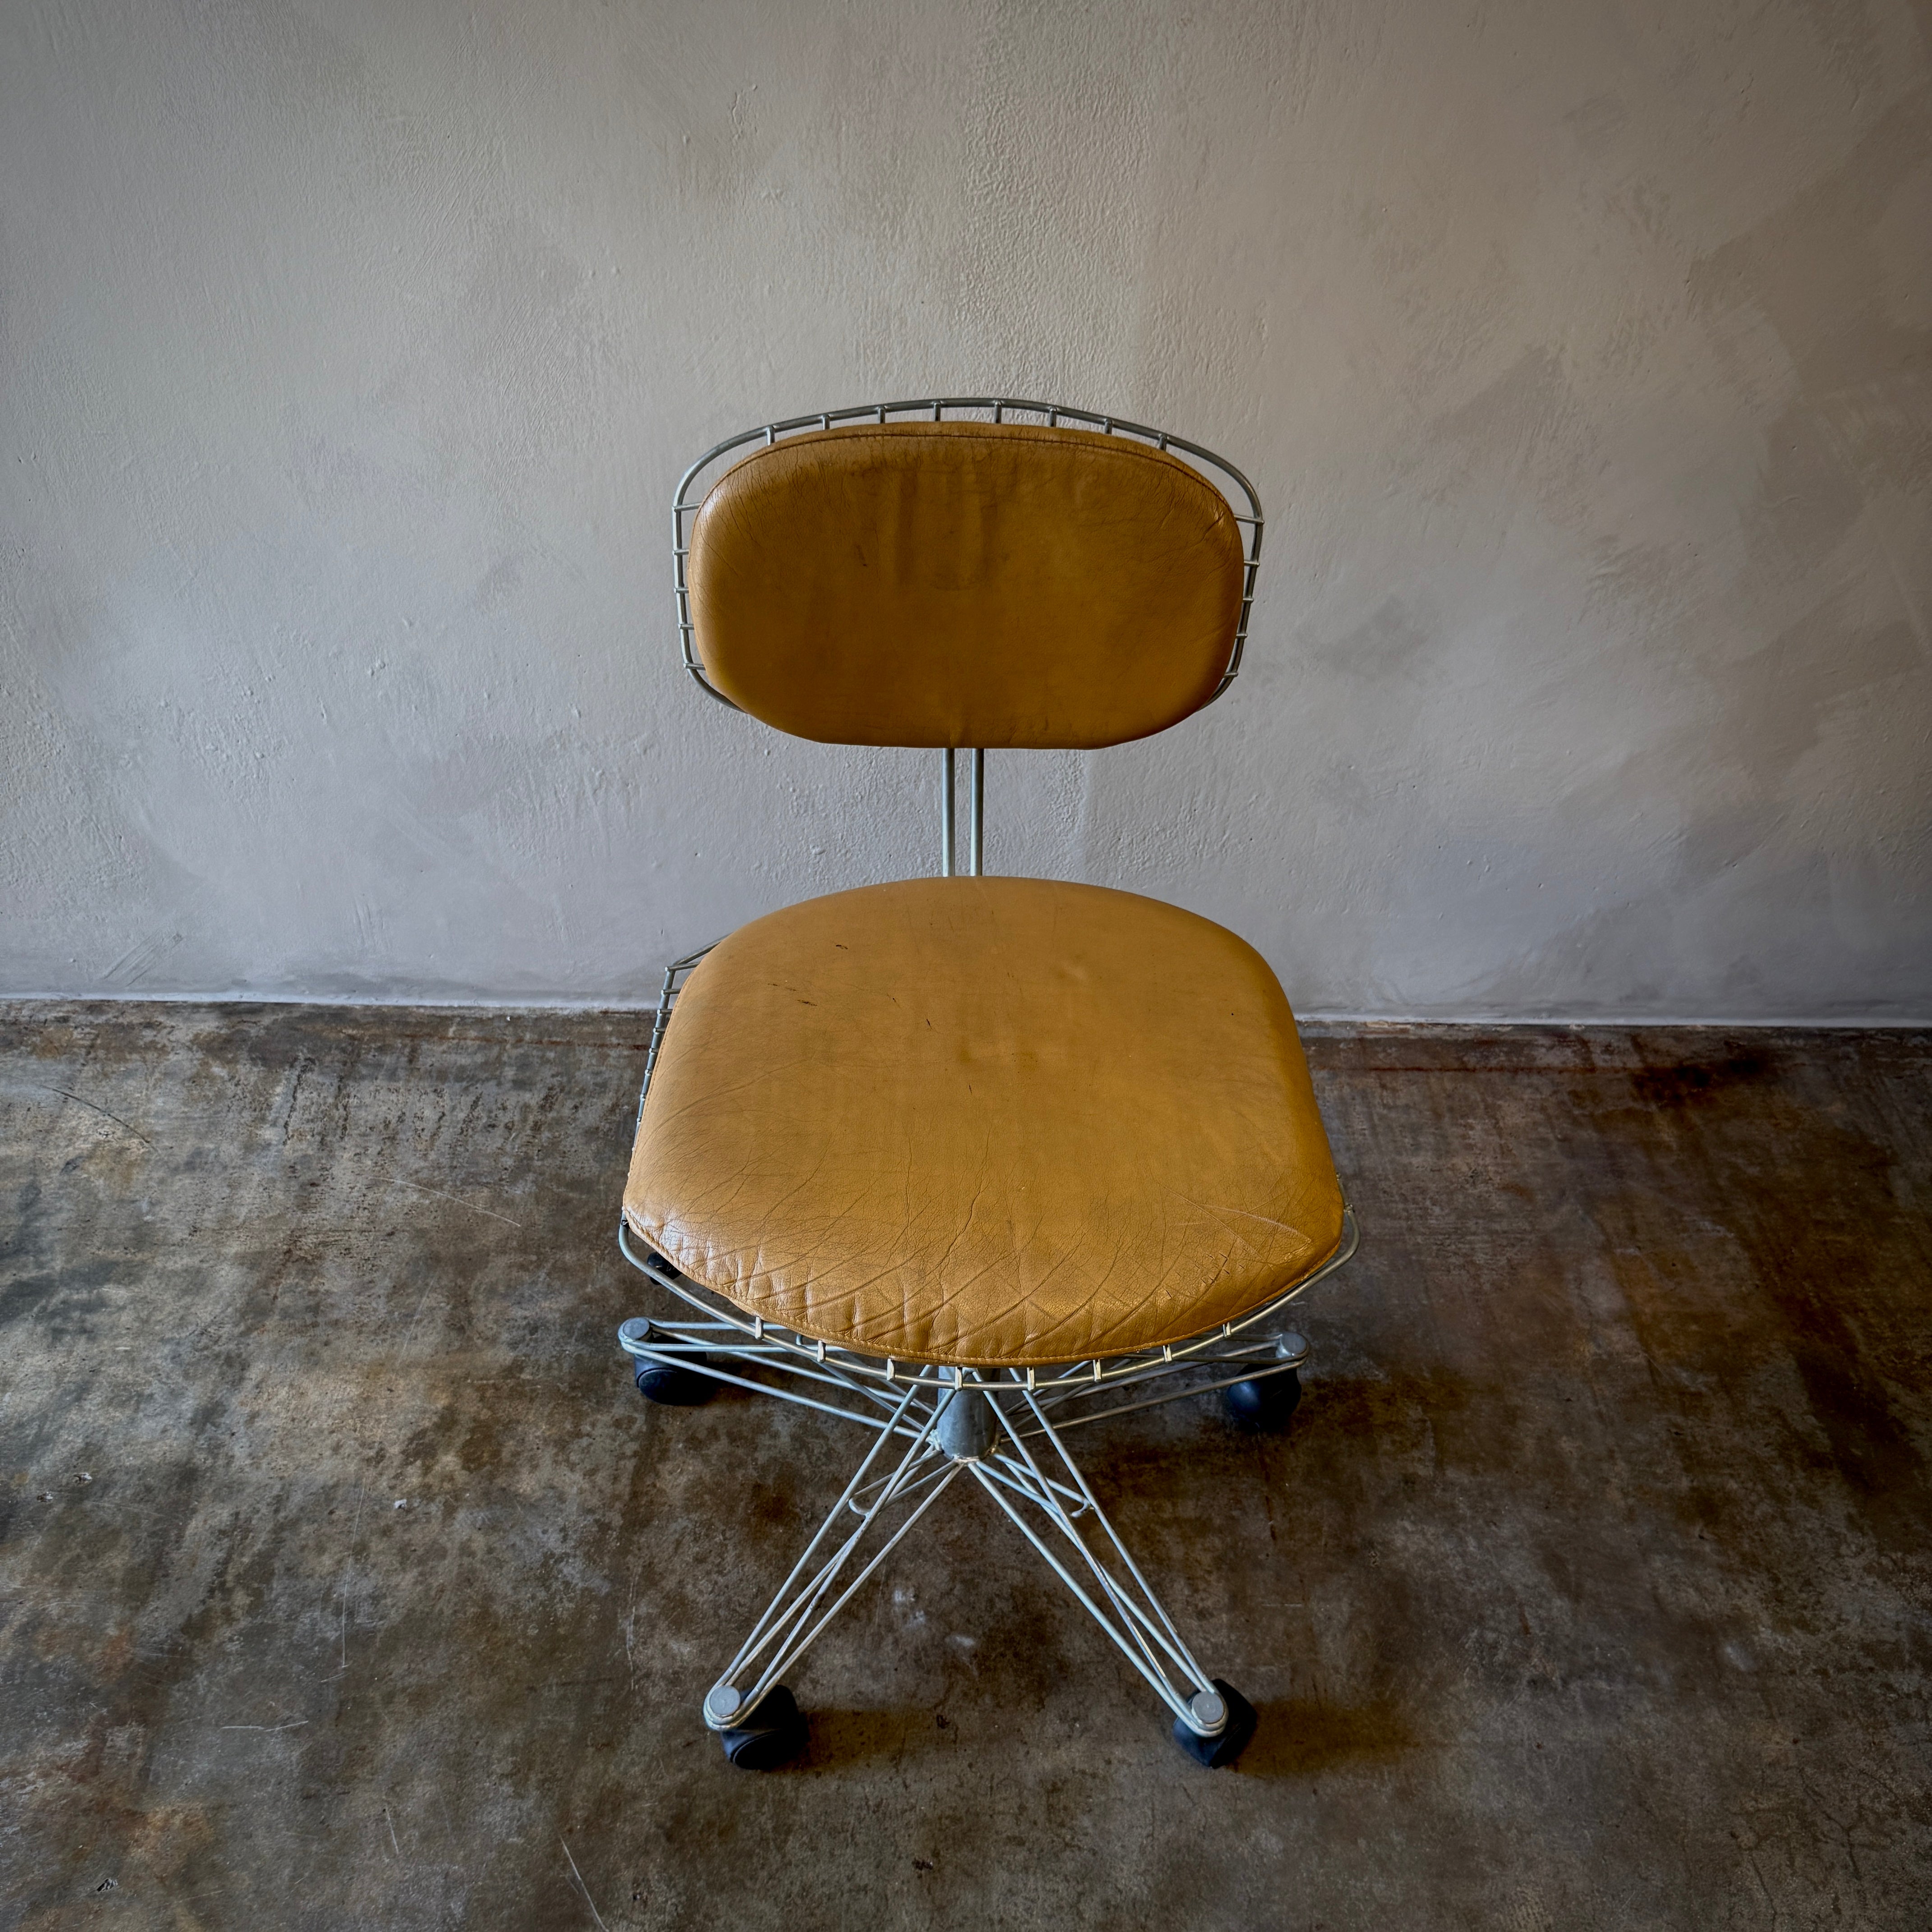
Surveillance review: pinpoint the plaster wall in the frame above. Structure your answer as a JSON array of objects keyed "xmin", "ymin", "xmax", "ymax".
[{"xmin": 3, "ymin": 0, "xmax": 1928, "ymax": 1018}]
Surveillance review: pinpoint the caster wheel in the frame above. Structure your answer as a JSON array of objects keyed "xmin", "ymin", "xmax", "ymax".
[
  {"xmin": 1172, "ymin": 1679, "xmax": 1258, "ymax": 1769},
  {"xmin": 1224, "ymin": 1366, "xmax": 1301, "ymax": 1432},
  {"xmin": 717, "ymin": 1685, "xmax": 808, "ymax": 1769},
  {"xmin": 632, "ymin": 1358, "xmax": 714, "ymax": 1406}
]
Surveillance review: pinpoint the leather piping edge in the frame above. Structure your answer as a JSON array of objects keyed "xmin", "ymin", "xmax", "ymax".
[{"xmin": 621, "ymin": 1201, "xmax": 1352, "ymax": 1371}]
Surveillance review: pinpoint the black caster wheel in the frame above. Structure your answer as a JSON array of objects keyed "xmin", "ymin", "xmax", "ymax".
[
  {"xmin": 1172, "ymin": 1679, "xmax": 1258, "ymax": 1769},
  {"xmin": 715, "ymin": 1684, "xmax": 808, "ymax": 1769},
  {"xmin": 632, "ymin": 1357, "xmax": 714, "ymax": 1406},
  {"xmin": 620, "ymin": 1319, "xmax": 714, "ymax": 1405},
  {"xmin": 1224, "ymin": 1366, "xmax": 1301, "ymax": 1431}
]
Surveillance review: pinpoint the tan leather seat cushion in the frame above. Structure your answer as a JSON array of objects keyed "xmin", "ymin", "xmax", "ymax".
[
  {"xmin": 687, "ymin": 423, "xmax": 1247, "ymax": 749},
  {"xmin": 625, "ymin": 878, "xmax": 1343, "ymax": 1368}
]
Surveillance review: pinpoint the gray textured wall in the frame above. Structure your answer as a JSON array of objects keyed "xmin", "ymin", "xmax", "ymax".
[{"xmin": 3, "ymin": 0, "xmax": 1928, "ymax": 1019}]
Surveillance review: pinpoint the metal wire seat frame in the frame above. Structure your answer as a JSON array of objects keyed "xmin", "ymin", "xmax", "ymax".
[{"xmin": 621, "ymin": 398, "xmax": 1356, "ymax": 1754}]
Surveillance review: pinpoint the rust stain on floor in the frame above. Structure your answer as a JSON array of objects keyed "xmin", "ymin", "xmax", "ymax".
[{"xmin": 1, "ymin": 1004, "xmax": 1927, "ymax": 1928}]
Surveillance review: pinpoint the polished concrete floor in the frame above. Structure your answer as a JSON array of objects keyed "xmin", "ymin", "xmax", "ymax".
[{"xmin": 1, "ymin": 1004, "xmax": 1927, "ymax": 1930}]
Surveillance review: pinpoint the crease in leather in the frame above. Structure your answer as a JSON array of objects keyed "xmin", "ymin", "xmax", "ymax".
[
  {"xmin": 686, "ymin": 423, "xmax": 1247, "ymax": 749},
  {"xmin": 625, "ymin": 876, "xmax": 1344, "ymax": 1368}
]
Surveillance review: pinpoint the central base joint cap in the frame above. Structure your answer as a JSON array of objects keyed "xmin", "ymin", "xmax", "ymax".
[{"xmin": 935, "ymin": 1384, "xmax": 999, "ymax": 1461}]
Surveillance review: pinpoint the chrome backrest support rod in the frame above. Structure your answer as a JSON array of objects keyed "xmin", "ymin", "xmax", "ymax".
[
  {"xmin": 941, "ymin": 748, "xmax": 956, "ymax": 877},
  {"xmin": 938, "ymin": 747, "xmax": 986, "ymax": 878},
  {"xmin": 970, "ymin": 749, "xmax": 984, "ymax": 877}
]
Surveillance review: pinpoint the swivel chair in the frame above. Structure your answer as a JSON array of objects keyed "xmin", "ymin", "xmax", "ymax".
[{"xmin": 616, "ymin": 398, "xmax": 1357, "ymax": 1769}]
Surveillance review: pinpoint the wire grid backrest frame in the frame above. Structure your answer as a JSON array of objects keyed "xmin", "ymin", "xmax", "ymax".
[{"xmin": 670, "ymin": 397, "xmax": 1265, "ymax": 722}]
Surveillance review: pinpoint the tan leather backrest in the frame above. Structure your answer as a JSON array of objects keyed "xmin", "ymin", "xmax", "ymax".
[{"xmin": 685, "ymin": 421, "xmax": 1247, "ymax": 748}]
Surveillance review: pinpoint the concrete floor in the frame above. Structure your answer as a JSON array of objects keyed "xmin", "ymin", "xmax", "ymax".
[{"xmin": 1, "ymin": 1005, "xmax": 1928, "ymax": 1931}]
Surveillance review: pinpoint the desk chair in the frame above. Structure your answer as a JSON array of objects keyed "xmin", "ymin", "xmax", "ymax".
[{"xmin": 616, "ymin": 399, "xmax": 1358, "ymax": 1770}]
